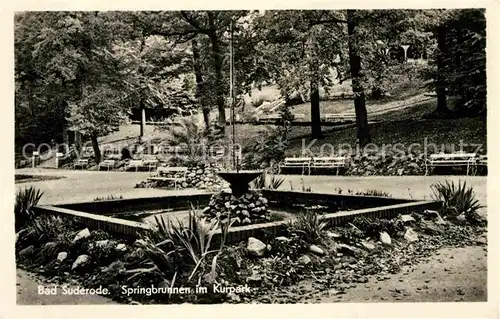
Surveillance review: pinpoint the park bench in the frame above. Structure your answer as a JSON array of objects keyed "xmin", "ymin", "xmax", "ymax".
[
  {"xmin": 310, "ymin": 156, "xmax": 348, "ymax": 175},
  {"xmin": 322, "ymin": 113, "xmax": 356, "ymax": 122},
  {"xmin": 149, "ymin": 166, "xmax": 189, "ymax": 189},
  {"xmin": 125, "ymin": 160, "xmax": 144, "ymax": 172},
  {"xmin": 98, "ymin": 159, "xmax": 116, "ymax": 171},
  {"xmin": 425, "ymin": 152, "xmax": 477, "ymax": 175},
  {"xmin": 278, "ymin": 157, "xmax": 311, "ymax": 175},
  {"xmin": 73, "ymin": 159, "xmax": 89, "ymax": 170},
  {"xmin": 259, "ymin": 114, "xmax": 282, "ymax": 123},
  {"xmin": 143, "ymin": 159, "xmax": 159, "ymax": 171},
  {"xmin": 294, "ymin": 113, "xmax": 306, "ymax": 121}
]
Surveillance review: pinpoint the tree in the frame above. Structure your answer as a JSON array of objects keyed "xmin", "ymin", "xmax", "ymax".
[{"xmin": 254, "ymin": 10, "xmax": 347, "ymax": 139}]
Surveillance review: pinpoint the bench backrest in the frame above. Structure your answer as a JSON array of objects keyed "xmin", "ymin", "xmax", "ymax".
[
  {"xmin": 129, "ymin": 160, "xmax": 144, "ymax": 165},
  {"xmin": 312, "ymin": 156, "xmax": 347, "ymax": 163},
  {"xmin": 102, "ymin": 159, "xmax": 116, "ymax": 164},
  {"xmin": 429, "ymin": 153, "xmax": 476, "ymax": 160},
  {"xmin": 284, "ymin": 157, "xmax": 311, "ymax": 163}
]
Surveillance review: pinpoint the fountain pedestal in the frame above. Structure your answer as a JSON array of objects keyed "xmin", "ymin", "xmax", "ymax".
[{"xmin": 217, "ymin": 170, "xmax": 263, "ymax": 197}]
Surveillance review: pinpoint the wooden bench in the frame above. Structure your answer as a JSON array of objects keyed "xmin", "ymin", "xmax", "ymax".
[
  {"xmin": 73, "ymin": 159, "xmax": 89, "ymax": 170},
  {"xmin": 259, "ymin": 114, "xmax": 282, "ymax": 123},
  {"xmin": 278, "ymin": 157, "xmax": 311, "ymax": 175},
  {"xmin": 149, "ymin": 166, "xmax": 188, "ymax": 189},
  {"xmin": 425, "ymin": 153, "xmax": 477, "ymax": 175},
  {"xmin": 294, "ymin": 113, "xmax": 306, "ymax": 121},
  {"xmin": 98, "ymin": 159, "xmax": 116, "ymax": 171},
  {"xmin": 143, "ymin": 159, "xmax": 159, "ymax": 171},
  {"xmin": 310, "ymin": 156, "xmax": 348, "ymax": 175},
  {"xmin": 322, "ymin": 113, "xmax": 356, "ymax": 122},
  {"xmin": 125, "ymin": 160, "xmax": 144, "ymax": 172}
]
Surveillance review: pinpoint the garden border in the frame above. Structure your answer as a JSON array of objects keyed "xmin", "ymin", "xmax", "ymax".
[{"xmin": 34, "ymin": 191, "xmax": 442, "ymax": 244}]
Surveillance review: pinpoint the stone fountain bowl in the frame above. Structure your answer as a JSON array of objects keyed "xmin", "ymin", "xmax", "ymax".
[{"xmin": 217, "ymin": 170, "xmax": 263, "ymax": 186}]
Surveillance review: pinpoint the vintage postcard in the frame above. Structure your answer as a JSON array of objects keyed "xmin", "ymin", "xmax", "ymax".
[{"xmin": 2, "ymin": 0, "xmax": 498, "ymax": 318}]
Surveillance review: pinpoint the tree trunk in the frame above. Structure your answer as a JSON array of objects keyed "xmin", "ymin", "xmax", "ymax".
[
  {"xmin": 139, "ymin": 101, "xmax": 146, "ymax": 138},
  {"xmin": 308, "ymin": 33, "xmax": 322, "ymax": 139},
  {"xmin": 208, "ymin": 33, "xmax": 226, "ymax": 133},
  {"xmin": 90, "ymin": 134, "xmax": 101, "ymax": 164},
  {"xmin": 347, "ymin": 10, "xmax": 371, "ymax": 147},
  {"xmin": 75, "ymin": 131, "xmax": 82, "ymax": 153},
  {"xmin": 435, "ymin": 24, "xmax": 448, "ymax": 113},
  {"xmin": 192, "ymin": 38, "xmax": 211, "ymax": 130}
]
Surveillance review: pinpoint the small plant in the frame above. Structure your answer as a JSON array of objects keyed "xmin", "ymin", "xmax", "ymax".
[
  {"xmin": 93, "ymin": 194, "xmax": 124, "ymax": 201},
  {"xmin": 130, "ymin": 207, "xmax": 233, "ymax": 291},
  {"xmin": 355, "ymin": 189, "xmax": 391, "ymax": 197},
  {"xmin": 430, "ymin": 180, "xmax": 483, "ymax": 219},
  {"xmin": 250, "ymin": 171, "xmax": 284, "ymax": 190},
  {"xmin": 288, "ymin": 210, "xmax": 328, "ymax": 244},
  {"xmin": 15, "ymin": 186, "xmax": 44, "ymax": 231},
  {"xmin": 17, "ymin": 215, "xmax": 69, "ymax": 249}
]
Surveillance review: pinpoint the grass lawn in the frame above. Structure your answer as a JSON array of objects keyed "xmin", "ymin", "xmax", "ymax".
[{"xmin": 286, "ymin": 116, "xmax": 487, "ymax": 156}]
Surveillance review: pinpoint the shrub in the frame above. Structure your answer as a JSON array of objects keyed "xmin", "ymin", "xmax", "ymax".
[
  {"xmin": 430, "ymin": 180, "xmax": 483, "ymax": 220},
  {"xmin": 17, "ymin": 215, "xmax": 70, "ymax": 250},
  {"xmin": 288, "ymin": 210, "xmax": 327, "ymax": 244},
  {"xmin": 350, "ymin": 216, "xmax": 405, "ymax": 238},
  {"xmin": 15, "ymin": 186, "xmax": 44, "ymax": 230},
  {"xmin": 130, "ymin": 209, "xmax": 233, "ymax": 292},
  {"xmin": 250, "ymin": 170, "xmax": 284, "ymax": 190}
]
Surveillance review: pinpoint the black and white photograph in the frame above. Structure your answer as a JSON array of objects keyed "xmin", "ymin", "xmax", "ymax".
[{"xmin": 6, "ymin": 4, "xmax": 495, "ymax": 313}]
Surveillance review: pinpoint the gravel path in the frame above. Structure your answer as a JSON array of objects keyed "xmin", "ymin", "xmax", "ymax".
[{"xmin": 314, "ymin": 245, "xmax": 487, "ymax": 303}]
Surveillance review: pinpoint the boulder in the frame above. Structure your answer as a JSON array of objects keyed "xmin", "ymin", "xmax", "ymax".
[
  {"xmin": 380, "ymin": 232, "xmax": 392, "ymax": 246},
  {"xmin": 397, "ymin": 168, "xmax": 404, "ymax": 176},
  {"xmin": 309, "ymin": 245, "xmax": 325, "ymax": 255},
  {"xmin": 247, "ymin": 237, "xmax": 266, "ymax": 257},
  {"xmin": 18, "ymin": 245, "xmax": 35, "ymax": 258},
  {"xmin": 71, "ymin": 254, "xmax": 90, "ymax": 270},
  {"xmin": 400, "ymin": 215, "xmax": 416, "ymax": 223},
  {"xmin": 73, "ymin": 228, "xmax": 91, "ymax": 243},
  {"xmin": 57, "ymin": 252, "xmax": 68, "ymax": 263},
  {"xmin": 337, "ymin": 244, "xmax": 356, "ymax": 256},
  {"xmin": 94, "ymin": 240, "xmax": 110, "ymax": 248},
  {"xmin": 115, "ymin": 243, "xmax": 127, "ymax": 251},
  {"xmin": 361, "ymin": 241, "xmax": 376, "ymax": 250},
  {"xmin": 454, "ymin": 213, "xmax": 467, "ymax": 225},
  {"xmin": 404, "ymin": 228, "xmax": 419, "ymax": 243},
  {"xmin": 298, "ymin": 255, "xmax": 312, "ymax": 265},
  {"xmin": 326, "ymin": 231, "xmax": 341, "ymax": 239}
]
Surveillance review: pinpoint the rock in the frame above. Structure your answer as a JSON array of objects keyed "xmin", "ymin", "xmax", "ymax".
[
  {"xmin": 400, "ymin": 215, "xmax": 416, "ymax": 223},
  {"xmin": 309, "ymin": 244, "xmax": 325, "ymax": 255},
  {"xmin": 57, "ymin": 252, "xmax": 68, "ymax": 263},
  {"xmin": 326, "ymin": 231, "xmax": 341, "ymax": 238},
  {"xmin": 71, "ymin": 254, "xmax": 90, "ymax": 270},
  {"xmin": 397, "ymin": 168, "xmax": 404, "ymax": 176},
  {"xmin": 380, "ymin": 232, "xmax": 392, "ymax": 246},
  {"xmin": 73, "ymin": 228, "xmax": 91, "ymax": 243},
  {"xmin": 94, "ymin": 240, "xmax": 110, "ymax": 248},
  {"xmin": 404, "ymin": 228, "xmax": 419, "ymax": 243},
  {"xmin": 337, "ymin": 244, "xmax": 357, "ymax": 256},
  {"xmin": 361, "ymin": 242, "xmax": 376, "ymax": 250},
  {"xmin": 246, "ymin": 273, "xmax": 262, "ymax": 284},
  {"xmin": 115, "ymin": 243, "xmax": 127, "ymax": 251},
  {"xmin": 408, "ymin": 163, "xmax": 420, "ymax": 170},
  {"xmin": 298, "ymin": 255, "xmax": 312, "ymax": 265},
  {"xmin": 247, "ymin": 237, "xmax": 266, "ymax": 257},
  {"xmin": 454, "ymin": 213, "xmax": 467, "ymax": 225},
  {"xmin": 18, "ymin": 245, "xmax": 35, "ymax": 257},
  {"xmin": 275, "ymin": 236, "xmax": 291, "ymax": 242},
  {"xmin": 421, "ymin": 221, "xmax": 442, "ymax": 235}
]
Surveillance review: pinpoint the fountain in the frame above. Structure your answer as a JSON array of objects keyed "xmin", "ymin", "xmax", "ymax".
[{"xmin": 201, "ymin": 20, "xmax": 268, "ymax": 226}]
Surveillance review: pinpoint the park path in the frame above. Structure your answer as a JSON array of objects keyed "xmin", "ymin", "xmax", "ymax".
[{"xmin": 312, "ymin": 245, "xmax": 487, "ymax": 303}]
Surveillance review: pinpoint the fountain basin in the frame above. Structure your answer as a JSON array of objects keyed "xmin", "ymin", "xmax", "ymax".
[{"xmin": 217, "ymin": 170, "xmax": 263, "ymax": 197}]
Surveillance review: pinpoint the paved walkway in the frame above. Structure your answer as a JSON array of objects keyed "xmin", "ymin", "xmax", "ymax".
[{"xmin": 16, "ymin": 169, "xmax": 486, "ymax": 211}]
